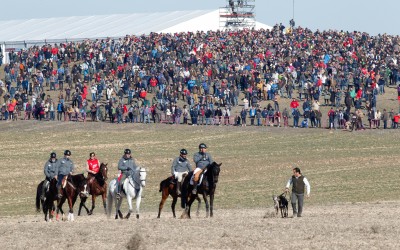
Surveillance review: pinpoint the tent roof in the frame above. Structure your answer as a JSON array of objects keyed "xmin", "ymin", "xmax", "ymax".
[{"xmin": 0, "ymin": 10, "xmax": 271, "ymax": 42}]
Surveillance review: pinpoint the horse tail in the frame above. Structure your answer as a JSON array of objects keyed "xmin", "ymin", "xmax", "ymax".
[
  {"xmin": 180, "ymin": 172, "xmax": 192, "ymax": 209},
  {"xmin": 35, "ymin": 181, "xmax": 43, "ymax": 212},
  {"xmin": 159, "ymin": 178, "xmax": 169, "ymax": 192}
]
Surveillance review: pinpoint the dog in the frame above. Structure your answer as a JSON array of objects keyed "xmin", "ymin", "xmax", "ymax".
[{"xmin": 273, "ymin": 193, "xmax": 288, "ymax": 218}]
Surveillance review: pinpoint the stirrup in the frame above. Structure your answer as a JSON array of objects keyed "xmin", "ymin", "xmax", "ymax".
[{"xmin": 116, "ymin": 193, "xmax": 121, "ymax": 200}]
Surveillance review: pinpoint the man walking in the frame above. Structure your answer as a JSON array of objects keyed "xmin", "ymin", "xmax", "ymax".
[{"xmin": 285, "ymin": 167, "xmax": 311, "ymax": 218}]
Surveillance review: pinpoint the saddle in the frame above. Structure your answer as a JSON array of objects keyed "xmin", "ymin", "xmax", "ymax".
[
  {"xmin": 190, "ymin": 171, "xmax": 206, "ymax": 187},
  {"xmin": 61, "ymin": 176, "xmax": 68, "ymax": 189}
]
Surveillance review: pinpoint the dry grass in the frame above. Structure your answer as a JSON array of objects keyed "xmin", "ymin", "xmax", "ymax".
[{"xmin": 0, "ymin": 121, "xmax": 400, "ymax": 217}]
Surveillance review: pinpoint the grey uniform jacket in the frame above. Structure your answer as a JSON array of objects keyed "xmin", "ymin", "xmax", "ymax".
[
  {"xmin": 44, "ymin": 159, "xmax": 60, "ymax": 179},
  {"xmin": 171, "ymin": 157, "xmax": 192, "ymax": 175},
  {"xmin": 193, "ymin": 152, "xmax": 213, "ymax": 170},
  {"xmin": 118, "ymin": 157, "xmax": 139, "ymax": 176},
  {"xmin": 57, "ymin": 158, "xmax": 75, "ymax": 176}
]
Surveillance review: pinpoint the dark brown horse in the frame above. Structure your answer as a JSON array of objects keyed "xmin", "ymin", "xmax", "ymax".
[
  {"xmin": 157, "ymin": 174, "xmax": 201, "ymax": 218},
  {"xmin": 36, "ymin": 178, "xmax": 58, "ymax": 221},
  {"xmin": 56, "ymin": 174, "xmax": 89, "ymax": 221},
  {"xmin": 78, "ymin": 163, "xmax": 108, "ymax": 215},
  {"xmin": 181, "ymin": 162, "xmax": 221, "ymax": 218}
]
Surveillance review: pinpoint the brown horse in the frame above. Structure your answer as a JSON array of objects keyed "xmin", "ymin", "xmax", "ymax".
[
  {"xmin": 157, "ymin": 174, "xmax": 201, "ymax": 218},
  {"xmin": 78, "ymin": 163, "xmax": 108, "ymax": 215},
  {"xmin": 181, "ymin": 162, "xmax": 221, "ymax": 218},
  {"xmin": 56, "ymin": 174, "xmax": 89, "ymax": 221}
]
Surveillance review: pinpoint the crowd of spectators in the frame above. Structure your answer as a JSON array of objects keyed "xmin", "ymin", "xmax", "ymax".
[{"xmin": 1, "ymin": 24, "xmax": 400, "ymax": 130}]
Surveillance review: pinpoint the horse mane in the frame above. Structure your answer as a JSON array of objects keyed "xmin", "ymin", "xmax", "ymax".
[{"xmin": 68, "ymin": 174, "xmax": 86, "ymax": 187}]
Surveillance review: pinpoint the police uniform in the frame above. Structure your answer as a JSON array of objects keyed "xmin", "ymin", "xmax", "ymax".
[
  {"xmin": 41, "ymin": 158, "xmax": 60, "ymax": 199},
  {"xmin": 57, "ymin": 157, "xmax": 75, "ymax": 187},
  {"xmin": 117, "ymin": 156, "xmax": 139, "ymax": 195},
  {"xmin": 171, "ymin": 156, "xmax": 192, "ymax": 182}
]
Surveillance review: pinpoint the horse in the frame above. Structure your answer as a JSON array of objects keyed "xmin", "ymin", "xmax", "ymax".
[
  {"xmin": 181, "ymin": 162, "xmax": 221, "ymax": 218},
  {"xmin": 107, "ymin": 167, "xmax": 146, "ymax": 219},
  {"xmin": 157, "ymin": 174, "xmax": 201, "ymax": 218},
  {"xmin": 35, "ymin": 178, "xmax": 58, "ymax": 221},
  {"xmin": 78, "ymin": 163, "xmax": 108, "ymax": 216},
  {"xmin": 56, "ymin": 174, "xmax": 89, "ymax": 221}
]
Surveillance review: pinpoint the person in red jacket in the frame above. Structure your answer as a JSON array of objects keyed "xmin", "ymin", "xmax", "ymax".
[
  {"xmin": 86, "ymin": 152, "xmax": 100, "ymax": 183},
  {"xmin": 139, "ymin": 88, "xmax": 147, "ymax": 99},
  {"xmin": 290, "ymin": 98, "xmax": 299, "ymax": 113},
  {"xmin": 394, "ymin": 113, "xmax": 400, "ymax": 129},
  {"xmin": 149, "ymin": 76, "xmax": 158, "ymax": 93}
]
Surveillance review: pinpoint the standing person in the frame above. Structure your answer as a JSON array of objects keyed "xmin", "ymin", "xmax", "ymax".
[
  {"xmin": 41, "ymin": 152, "xmax": 60, "ymax": 201},
  {"xmin": 116, "ymin": 149, "xmax": 139, "ymax": 199},
  {"xmin": 56, "ymin": 150, "xmax": 75, "ymax": 198},
  {"xmin": 192, "ymin": 143, "xmax": 213, "ymax": 194},
  {"xmin": 171, "ymin": 149, "xmax": 192, "ymax": 195},
  {"xmin": 285, "ymin": 167, "xmax": 311, "ymax": 218}
]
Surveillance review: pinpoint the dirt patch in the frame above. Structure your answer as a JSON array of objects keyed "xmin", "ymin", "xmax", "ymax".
[{"xmin": 1, "ymin": 202, "xmax": 400, "ymax": 249}]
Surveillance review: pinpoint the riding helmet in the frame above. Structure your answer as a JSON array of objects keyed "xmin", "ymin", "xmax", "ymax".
[
  {"xmin": 180, "ymin": 149, "xmax": 188, "ymax": 155},
  {"xmin": 64, "ymin": 150, "xmax": 72, "ymax": 156},
  {"xmin": 199, "ymin": 143, "xmax": 207, "ymax": 149},
  {"xmin": 124, "ymin": 148, "xmax": 132, "ymax": 154},
  {"xmin": 50, "ymin": 152, "xmax": 57, "ymax": 158}
]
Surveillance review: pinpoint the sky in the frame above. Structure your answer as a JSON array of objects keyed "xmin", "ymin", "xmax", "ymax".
[{"xmin": 1, "ymin": 0, "xmax": 398, "ymax": 36}]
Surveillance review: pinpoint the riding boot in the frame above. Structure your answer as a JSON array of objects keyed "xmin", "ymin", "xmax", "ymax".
[
  {"xmin": 176, "ymin": 182, "xmax": 181, "ymax": 196},
  {"xmin": 192, "ymin": 181, "xmax": 198, "ymax": 195},
  {"xmin": 57, "ymin": 186, "xmax": 63, "ymax": 199},
  {"xmin": 116, "ymin": 181, "xmax": 122, "ymax": 200}
]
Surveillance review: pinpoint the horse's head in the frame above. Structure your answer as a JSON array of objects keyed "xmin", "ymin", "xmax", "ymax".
[
  {"xmin": 209, "ymin": 162, "xmax": 221, "ymax": 183},
  {"xmin": 73, "ymin": 174, "xmax": 89, "ymax": 198},
  {"xmin": 139, "ymin": 167, "xmax": 147, "ymax": 187},
  {"xmin": 100, "ymin": 163, "xmax": 108, "ymax": 181}
]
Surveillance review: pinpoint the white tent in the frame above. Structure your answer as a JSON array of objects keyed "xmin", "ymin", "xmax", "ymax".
[{"xmin": 0, "ymin": 10, "xmax": 271, "ymax": 44}]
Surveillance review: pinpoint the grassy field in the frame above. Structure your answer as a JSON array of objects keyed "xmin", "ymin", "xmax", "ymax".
[{"xmin": 0, "ymin": 121, "xmax": 399, "ymax": 217}]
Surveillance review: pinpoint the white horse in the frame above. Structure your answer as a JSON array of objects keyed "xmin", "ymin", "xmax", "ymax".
[{"xmin": 107, "ymin": 168, "xmax": 146, "ymax": 219}]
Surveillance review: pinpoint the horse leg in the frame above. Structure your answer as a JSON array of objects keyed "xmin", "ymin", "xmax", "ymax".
[
  {"xmin": 186, "ymin": 195, "xmax": 197, "ymax": 219},
  {"xmin": 196, "ymin": 196, "xmax": 201, "ymax": 217},
  {"xmin": 125, "ymin": 196, "xmax": 133, "ymax": 219},
  {"xmin": 102, "ymin": 193, "xmax": 107, "ymax": 215},
  {"xmin": 67, "ymin": 196, "xmax": 75, "ymax": 221},
  {"xmin": 210, "ymin": 194, "xmax": 214, "ymax": 218},
  {"xmin": 89, "ymin": 195, "xmax": 96, "ymax": 215},
  {"xmin": 116, "ymin": 197, "xmax": 123, "ymax": 219},
  {"xmin": 78, "ymin": 196, "xmax": 86, "ymax": 216},
  {"xmin": 56, "ymin": 197, "xmax": 66, "ymax": 221},
  {"xmin": 203, "ymin": 194, "xmax": 210, "ymax": 218},
  {"xmin": 135, "ymin": 195, "xmax": 141, "ymax": 219},
  {"xmin": 171, "ymin": 195, "xmax": 178, "ymax": 219},
  {"xmin": 157, "ymin": 189, "xmax": 169, "ymax": 219}
]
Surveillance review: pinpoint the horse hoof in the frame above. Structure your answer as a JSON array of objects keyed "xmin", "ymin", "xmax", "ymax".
[{"xmin": 136, "ymin": 214, "xmax": 139, "ymax": 219}]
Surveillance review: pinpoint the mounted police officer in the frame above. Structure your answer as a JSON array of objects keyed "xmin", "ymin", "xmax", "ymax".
[
  {"xmin": 116, "ymin": 148, "xmax": 139, "ymax": 199},
  {"xmin": 192, "ymin": 143, "xmax": 213, "ymax": 194},
  {"xmin": 56, "ymin": 150, "xmax": 75, "ymax": 198},
  {"xmin": 171, "ymin": 149, "xmax": 192, "ymax": 195},
  {"xmin": 41, "ymin": 152, "xmax": 60, "ymax": 201}
]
